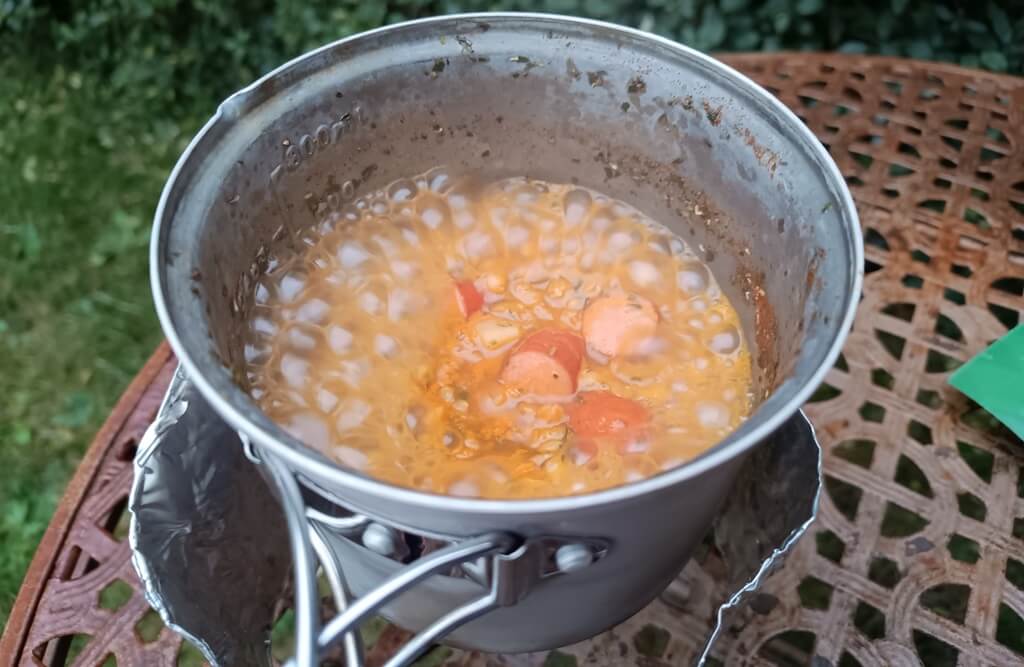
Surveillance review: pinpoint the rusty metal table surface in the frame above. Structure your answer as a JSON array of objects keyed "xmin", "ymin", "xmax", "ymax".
[{"xmin": 3, "ymin": 53, "xmax": 1023, "ymax": 667}]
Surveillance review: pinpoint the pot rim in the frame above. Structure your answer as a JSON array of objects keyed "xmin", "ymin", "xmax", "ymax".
[{"xmin": 150, "ymin": 12, "xmax": 863, "ymax": 515}]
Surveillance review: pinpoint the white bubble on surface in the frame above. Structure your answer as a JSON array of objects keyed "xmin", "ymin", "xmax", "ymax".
[
  {"xmin": 632, "ymin": 337, "xmax": 668, "ymax": 357},
  {"xmin": 401, "ymin": 227, "xmax": 420, "ymax": 245},
  {"xmin": 296, "ymin": 298, "xmax": 329, "ymax": 324},
  {"xmin": 328, "ymin": 326, "xmax": 353, "ymax": 354},
  {"xmin": 388, "ymin": 179, "xmax": 418, "ymax": 202},
  {"xmin": 448, "ymin": 479, "xmax": 480, "ymax": 497},
  {"xmin": 374, "ymin": 334, "xmax": 400, "ymax": 358},
  {"xmin": 454, "ymin": 211, "xmax": 476, "ymax": 230},
  {"xmin": 563, "ymin": 189, "xmax": 592, "ymax": 226},
  {"xmin": 568, "ymin": 446, "xmax": 594, "ymax": 466},
  {"xmin": 338, "ymin": 242, "xmax": 371, "ymax": 269},
  {"xmin": 404, "ymin": 408, "xmax": 421, "ymax": 432},
  {"xmin": 709, "ymin": 328, "xmax": 740, "ymax": 355},
  {"xmin": 506, "ymin": 226, "xmax": 529, "ymax": 248},
  {"xmin": 280, "ymin": 353, "xmax": 309, "ymax": 388},
  {"xmin": 373, "ymin": 236, "xmax": 399, "ymax": 258},
  {"xmin": 339, "ymin": 358, "xmax": 369, "ymax": 388},
  {"xmin": 697, "ymin": 402, "xmax": 730, "ymax": 430},
  {"xmin": 244, "ymin": 343, "xmax": 269, "ymax": 364},
  {"xmin": 390, "ymin": 260, "xmax": 419, "ymax": 282},
  {"xmin": 316, "ymin": 388, "xmax": 339, "ymax": 413},
  {"xmin": 359, "ymin": 291, "xmax": 383, "ymax": 315},
  {"xmin": 540, "ymin": 236, "xmax": 559, "ymax": 254},
  {"xmin": 421, "ymin": 207, "xmax": 446, "ymax": 229},
  {"xmin": 428, "ymin": 170, "xmax": 451, "ymax": 192},
  {"xmin": 623, "ymin": 438, "xmax": 650, "ymax": 454},
  {"xmin": 336, "ymin": 399, "xmax": 372, "ymax": 431},
  {"xmin": 463, "ymin": 231, "xmax": 496, "ymax": 259},
  {"xmin": 388, "ymin": 288, "xmax": 424, "ymax": 322},
  {"xmin": 284, "ymin": 412, "xmax": 330, "ymax": 449},
  {"xmin": 287, "ymin": 326, "xmax": 318, "ymax": 351},
  {"xmin": 608, "ymin": 232, "xmax": 633, "ymax": 251},
  {"xmin": 254, "ymin": 283, "xmax": 271, "ymax": 305},
  {"xmin": 336, "ymin": 446, "xmax": 369, "ymax": 470},
  {"xmin": 676, "ymin": 265, "xmax": 708, "ymax": 294},
  {"xmin": 278, "ymin": 273, "xmax": 306, "ymax": 302}
]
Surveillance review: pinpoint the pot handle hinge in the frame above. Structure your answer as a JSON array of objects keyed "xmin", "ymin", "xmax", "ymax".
[{"xmin": 256, "ymin": 446, "xmax": 540, "ymax": 667}]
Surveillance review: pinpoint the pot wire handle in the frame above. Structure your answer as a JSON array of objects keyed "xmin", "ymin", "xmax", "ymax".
[
  {"xmin": 262, "ymin": 451, "xmax": 322, "ymax": 667},
  {"xmin": 309, "ymin": 527, "xmax": 364, "ymax": 667},
  {"xmin": 259, "ymin": 447, "xmax": 521, "ymax": 667},
  {"xmin": 313, "ymin": 532, "xmax": 520, "ymax": 667}
]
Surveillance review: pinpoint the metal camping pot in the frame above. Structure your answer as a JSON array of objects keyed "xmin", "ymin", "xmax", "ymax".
[{"xmin": 149, "ymin": 13, "xmax": 862, "ymax": 664}]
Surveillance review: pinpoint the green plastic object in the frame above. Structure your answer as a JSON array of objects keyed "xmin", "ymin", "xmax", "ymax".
[{"xmin": 948, "ymin": 324, "xmax": 1024, "ymax": 441}]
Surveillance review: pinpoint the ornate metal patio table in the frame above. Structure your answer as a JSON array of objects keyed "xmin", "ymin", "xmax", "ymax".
[{"xmin": 3, "ymin": 53, "xmax": 1023, "ymax": 667}]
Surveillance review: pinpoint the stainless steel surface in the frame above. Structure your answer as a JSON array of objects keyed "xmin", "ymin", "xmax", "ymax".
[
  {"xmin": 130, "ymin": 370, "xmax": 822, "ymax": 665},
  {"xmin": 309, "ymin": 528, "xmax": 364, "ymax": 667},
  {"xmin": 262, "ymin": 453, "xmax": 322, "ymax": 667},
  {"xmin": 307, "ymin": 507, "xmax": 370, "ymax": 535},
  {"xmin": 148, "ymin": 11, "xmax": 861, "ymax": 655}
]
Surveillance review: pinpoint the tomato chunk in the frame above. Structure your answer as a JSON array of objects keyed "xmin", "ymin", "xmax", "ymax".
[
  {"xmin": 568, "ymin": 391, "xmax": 650, "ymax": 441},
  {"xmin": 453, "ymin": 279, "xmax": 484, "ymax": 318}
]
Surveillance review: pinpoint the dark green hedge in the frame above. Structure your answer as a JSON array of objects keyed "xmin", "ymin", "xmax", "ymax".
[{"xmin": 2, "ymin": 0, "xmax": 1022, "ymax": 111}]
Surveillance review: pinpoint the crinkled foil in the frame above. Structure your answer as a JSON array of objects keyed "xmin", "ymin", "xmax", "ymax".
[
  {"xmin": 128, "ymin": 368, "xmax": 290, "ymax": 667},
  {"xmin": 130, "ymin": 369, "xmax": 821, "ymax": 666},
  {"xmin": 695, "ymin": 411, "xmax": 821, "ymax": 664}
]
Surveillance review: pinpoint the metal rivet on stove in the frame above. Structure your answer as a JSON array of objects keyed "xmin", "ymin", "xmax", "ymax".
[
  {"xmin": 362, "ymin": 523, "xmax": 399, "ymax": 556},
  {"xmin": 555, "ymin": 543, "xmax": 594, "ymax": 573}
]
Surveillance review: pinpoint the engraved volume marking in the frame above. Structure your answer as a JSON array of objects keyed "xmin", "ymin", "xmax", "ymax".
[
  {"xmin": 276, "ymin": 105, "xmax": 367, "ymax": 174},
  {"xmin": 305, "ymin": 174, "xmax": 361, "ymax": 218},
  {"xmin": 268, "ymin": 104, "xmax": 369, "ymax": 223}
]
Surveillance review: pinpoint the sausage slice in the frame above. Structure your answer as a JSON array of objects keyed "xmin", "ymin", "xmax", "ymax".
[
  {"xmin": 501, "ymin": 328, "xmax": 584, "ymax": 396},
  {"xmin": 582, "ymin": 294, "xmax": 659, "ymax": 358}
]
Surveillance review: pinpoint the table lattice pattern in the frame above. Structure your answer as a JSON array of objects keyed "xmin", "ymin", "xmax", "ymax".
[{"xmin": 3, "ymin": 53, "xmax": 1023, "ymax": 667}]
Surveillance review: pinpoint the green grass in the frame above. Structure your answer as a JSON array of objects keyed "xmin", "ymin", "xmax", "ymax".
[{"xmin": 0, "ymin": 61, "xmax": 201, "ymax": 622}]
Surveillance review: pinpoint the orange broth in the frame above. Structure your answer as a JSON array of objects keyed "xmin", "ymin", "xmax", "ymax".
[{"xmin": 243, "ymin": 172, "xmax": 753, "ymax": 498}]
